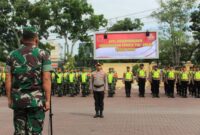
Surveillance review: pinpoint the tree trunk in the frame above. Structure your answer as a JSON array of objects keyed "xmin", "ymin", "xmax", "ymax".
[
  {"xmin": 64, "ymin": 35, "xmax": 69, "ymax": 62},
  {"xmin": 70, "ymin": 40, "xmax": 77, "ymax": 56}
]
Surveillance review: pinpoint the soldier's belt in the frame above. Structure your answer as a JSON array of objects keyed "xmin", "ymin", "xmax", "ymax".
[
  {"xmin": 168, "ymin": 78, "xmax": 175, "ymax": 80},
  {"xmin": 94, "ymin": 84, "xmax": 104, "ymax": 88}
]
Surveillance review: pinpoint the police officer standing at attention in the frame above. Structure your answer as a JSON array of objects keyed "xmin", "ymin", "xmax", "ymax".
[
  {"xmin": 57, "ymin": 68, "xmax": 64, "ymax": 97},
  {"xmin": 194, "ymin": 66, "xmax": 200, "ymax": 98},
  {"xmin": 107, "ymin": 68, "xmax": 115, "ymax": 97},
  {"xmin": 179, "ymin": 66, "xmax": 190, "ymax": 98},
  {"xmin": 166, "ymin": 66, "xmax": 176, "ymax": 98},
  {"xmin": 150, "ymin": 65, "xmax": 161, "ymax": 98},
  {"xmin": 80, "ymin": 68, "xmax": 89, "ymax": 97},
  {"xmin": 136, "ymin": 64, "xmax": 147, "ymax": 97},
  {"xmin": 5, "ymin": 27, "xmax": 52, "ymax": 134},
  {"xmin": 91, "ymin": 63, "xmax": 107, "ymax": 118},
  {"xmin": 123, "ymin": 66, "xmax": 133, "ymax": 97}
]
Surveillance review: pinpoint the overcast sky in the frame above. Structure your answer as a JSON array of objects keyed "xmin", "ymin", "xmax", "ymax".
[{"xmin": 87, "ymin": 0, "xmax": 160, "ymax": 30}]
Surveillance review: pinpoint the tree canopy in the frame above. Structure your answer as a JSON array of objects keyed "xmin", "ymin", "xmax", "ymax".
[
  {"xmin": 108, "ymin": 18, "xmax": 143, "ymax": 31},
  {"xmin": 0, "ymin": 0, "xmax": 53, "ymax": 61},
  {"xmin": 152, "ymin": 0, "xmax": 197, "ymax": 65}
]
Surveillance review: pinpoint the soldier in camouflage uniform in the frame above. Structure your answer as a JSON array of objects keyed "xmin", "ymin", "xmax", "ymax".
[
  {"xmin": 75, "ymin": 69, "xmax": 81, "ymax": 95},
  {"xmin": 80, "ymin": 68, "xmax": 89, "ymax": 97},
  {"xmin": 112, "ymin": 68, "xmax": 118, "ymax": 95},
  {"xmin": 107, "ymin": 68, "xmax": 115, "ymax": 97},
  {"xmin": 63, "ymin": 69, "xmax": 69, "ymax": 96},
  {"xmin": 68, "ymin": 69, "xmax": 76, "ymax": 97},
  {"xmin": 5, "ymin": 27, "xmax": 52, "ymax": 135},
  {"xmin": 51, "ymin": 70, "xmax": 57, "ymax": 96},
  {"xmin": 56, "ymin": 68, "xmax": 64, "ymax": 97}
]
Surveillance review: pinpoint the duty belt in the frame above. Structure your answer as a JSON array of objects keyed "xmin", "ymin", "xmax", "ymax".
[{"xmin": 94, "ymin": 84, "xmax": 104, "ymax": 88}]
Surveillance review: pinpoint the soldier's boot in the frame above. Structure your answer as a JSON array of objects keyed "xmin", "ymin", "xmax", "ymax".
[
  {"xmin": 99, "ymin": 111, "xmax": 104, "ymax": 118},
  {"xmin": 108, "ymin": 91, "xmax": 111, "ymax": 97},
  {"xmin": 94, "ymin": 110, "xmax": 99, "ymax": 118},
  {"xmin": 82, "ymin": 89, "xmax": 86, "ymax": 97}
]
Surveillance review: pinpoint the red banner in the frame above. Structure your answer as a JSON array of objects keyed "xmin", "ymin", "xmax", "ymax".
[{"xmin": 94, "ymin": 32, "xmax": 158, "ymax": 59}]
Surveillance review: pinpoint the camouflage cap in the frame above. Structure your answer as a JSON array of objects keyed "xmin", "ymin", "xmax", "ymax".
[{"xmin": 23, "ymin": 26, "xmax": 37, "ymax": 34}]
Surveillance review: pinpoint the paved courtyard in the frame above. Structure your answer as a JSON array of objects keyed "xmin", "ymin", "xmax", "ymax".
[{"xmin": 1, "ymin": 88, "xmax": 200, "ymax": 135}]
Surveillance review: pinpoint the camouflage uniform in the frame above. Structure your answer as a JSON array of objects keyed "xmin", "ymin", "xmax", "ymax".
[
  {"xmin": 56, "ymin": 71, "xmax": 64, "ymax": 97},
  {"xmin": 51, "ymin": 72, "xmax": 57, "ymax": 96},
  {"xmin": 75, "ymin": 71, "xmax": 81, "ymax": 95},
  {"xmin": 107, "ymin": 71, "xmax": 115, "ymax": 97},
  {"xmin": 80, "ymin": 71, "xmax": 89, "ymax": 97},
  {"xmin": 63, "ymin": 71, "xmax": 69, "ymax": 95},
  {"xmin": 68, "ymin": 71, "xmax": 76, "ymax": 97},
  {"xmin": 6, "ymin": 44, "xmax": 52, "ymax": 135}
]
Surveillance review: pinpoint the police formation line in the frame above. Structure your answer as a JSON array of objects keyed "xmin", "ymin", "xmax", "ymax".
[
  {"xmin": 50, "ymin": 67, "xmax": 118, "ymax": 97},
  {"xmin": 49, "ymin": 64, "xmax": 200, "ymax": 98},
  {"xmin": 125, "ymin": 64, "xmax": 200, "ymax": 98},
  {"xmin": 1, "ymin": 64, "xmax": 200, "ymax": 98}
]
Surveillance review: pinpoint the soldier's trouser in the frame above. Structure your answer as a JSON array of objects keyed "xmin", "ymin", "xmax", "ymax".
[
  {"xmin": 152, "ymin": 80, "xmax": 160, "ymax": 96},
  {"xmin": 14, "ymin": 107, "xmax": 45, "ymax": 135},
  {"xmin": 93, "ymin": 91, "xmax": 104, "ymax": 112},
  {"xmin": 51, "ymin": 83, "xmax": 56, "ymax": 96},
  {"xmin": 176, "ymin": 82, "xmax": 180, "ymax": 95},
  {"xmin": 108, "ymin": 83, "xmax": 114, "ymax": 96},
  {"xmin": 138, "ymin": 78, "xmax": 145, "ymax": 96},
  {"xmin": 76, "ymin": 83, "xmax": 80, "ymax": 94},
  {"xmin": 191, "ymin": 83, "xmax": 196, "ymax": 96},
  {"xmin": 86, "ymin": 83, "xmax": 90, "ymax": 95},
  {"xmin": 194, "ymin": 81, "xmax": 200, "ymax": 97},
  {"xmin": 2, "ymin": 82, "xmax": 6, "ymax": 95},
  {"xmin": 164, "ymin": 82, "xmax": 168, "ymax": 95},
  {"xmin": 57, "ymin": 84, "xmax": 63, "ymax": 97},
  {"xmin": 125, "ymin": 81, "xmax": 132, "ymax": 97},
  {"xmin": 63, "ymin": 83, "xmax": 68, "ymax": 95},
  {"xmin": 69, "ymin": 83, "xmax": 75, "ymax": 96},
  {"xmin": 167, "ymin": 80, "xmax": 175, "ymax": 96},
  {"xmin": 81, "ymin": 83, "xmax": 87, "ymax": 96},
  {"xmin": 181, "ymin": 81, "xmax": 188, "ymax": 97}
]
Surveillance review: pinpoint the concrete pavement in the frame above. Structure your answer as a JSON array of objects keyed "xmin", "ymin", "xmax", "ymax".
[{"xmin": 1, "ymin": 88, "xmax": 200, "ymax": 135}]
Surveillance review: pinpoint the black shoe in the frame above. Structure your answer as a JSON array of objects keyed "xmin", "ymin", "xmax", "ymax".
[
  {"xmin": 94, "ymin": 111, "xmax": 99, "ymax": 118},
  {"xmin": 93, "ymin": 114, "xmax": 99, "ymax": 118},
  {"xmin": 99, "ymin": 112, "xmax": 104, "ymax": 118}
]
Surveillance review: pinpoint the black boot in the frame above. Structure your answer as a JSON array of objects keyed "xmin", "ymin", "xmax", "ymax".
[
  {"xmin": 99, "ymin": 111, "xmax": 104, "ymax": 118},
  {"xmin": 94, "ymin": 111, "xmax": 99, "ymax": 118}
]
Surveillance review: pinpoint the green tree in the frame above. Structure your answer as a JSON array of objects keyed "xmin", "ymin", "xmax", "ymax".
[
  {"xmin": 190, "ymin": 4, "xmax": 200, "ymax": 64},
  {"xmin": 108, "ymin": 18, "xmax": 143, "ymax": 31},
  {"xmin": 50, "ymin": 0, "xmax": 107, "ymax": 66},
  {"xmin": 152, "ymin": 0, "xmax": 197, "ymax": 65},
  {"xmin": 75, "ymin": 42, "xmax": 93, "ymax": 67},
  {"xmin": 190, "ymin": 4, "xmax": 200, "ymax": 42},
  {"xmin": 0, "ymin": 0, "xmax": 53, "ymax": 62}
]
